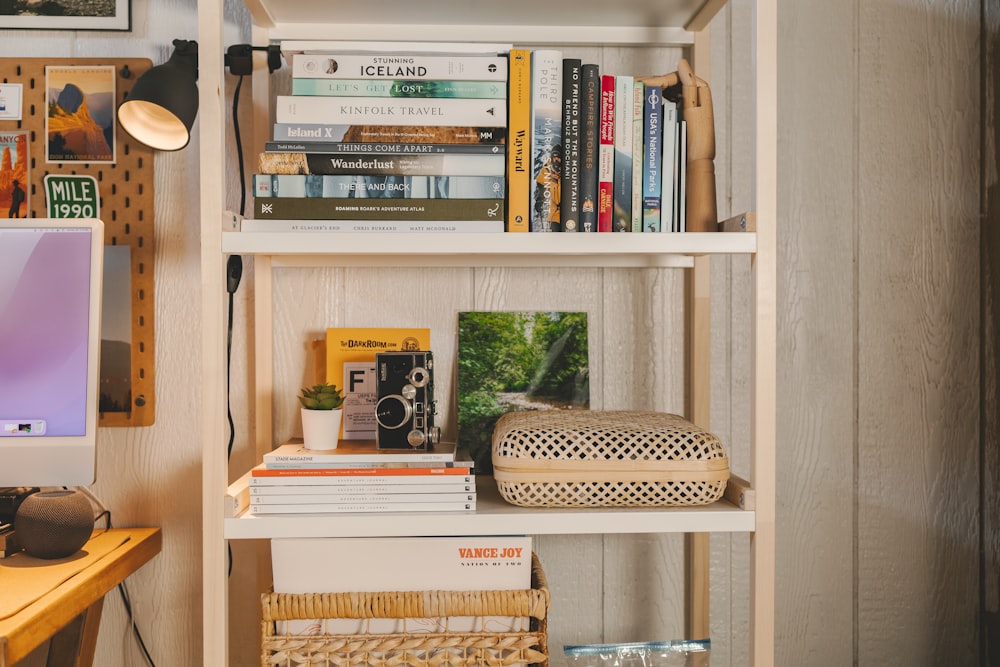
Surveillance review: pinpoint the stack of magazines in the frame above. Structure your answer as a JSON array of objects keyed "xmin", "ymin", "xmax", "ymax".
[{"xmin": 245, "ymin": 440, "xmax": 475, "ymax": 515}]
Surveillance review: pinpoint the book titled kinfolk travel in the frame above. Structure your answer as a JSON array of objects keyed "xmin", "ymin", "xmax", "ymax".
[{"xmin": 275, "ymin": 96, "xmax": 506, "ymax": 127}]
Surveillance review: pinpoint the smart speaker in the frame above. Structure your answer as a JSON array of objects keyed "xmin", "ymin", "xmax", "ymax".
[{"xmin": 14, "ymin": 490, "xmax": 94, "ymax": 559}]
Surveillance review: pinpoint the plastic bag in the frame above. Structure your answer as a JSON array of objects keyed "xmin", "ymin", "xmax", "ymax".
[{"xmin": 563, "ymin": 639, "xmax": 711, "ymax": 667}]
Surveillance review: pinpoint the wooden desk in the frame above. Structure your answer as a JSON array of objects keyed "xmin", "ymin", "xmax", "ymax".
[{"xmin": 0, "ymin": 528, "xmax": 162, "ymax": 667}]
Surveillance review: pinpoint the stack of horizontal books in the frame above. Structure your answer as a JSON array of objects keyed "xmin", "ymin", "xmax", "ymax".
[
  {"xmin": 245, "ymin": 440, "xmax": 475, "ymax": 515},
  {"xmin": 247, "ymin": 40, "xmax": 510, "ymax": 234}
]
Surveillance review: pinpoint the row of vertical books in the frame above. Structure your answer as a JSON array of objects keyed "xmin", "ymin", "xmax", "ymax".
[
  {"xmin": 227, "ymin": 441, "xmax": 476, "ymax": 516},
  {"xmin": 246, "ymin": 41, "xmax": 511, "ymax": 233},
  {"xmin": 510, "ymin": 50, "xmax": 687, "ymax": 233}
]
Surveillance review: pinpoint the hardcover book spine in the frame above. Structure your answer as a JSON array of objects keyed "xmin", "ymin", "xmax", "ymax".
[
  {"xmin": 253, "ymin": 174, "xmax": 504, "ymax": 199},
  {"xmin": 250, "ymin": 465, "xmax": 473, "ymax": 478},
  {"xmin": 253, "ymin": 197, "xmax": 505, "ymax": 221},
  {"xmin": 597, "ymin": 74, "xmax": 615, "ymax": 233},
  {"xmin": 292, "ymin": 78, "xmax": 507, "ymax": 98},
  {"xmin": 240, "ymin": 219, "xmax": 504, "ymax": 233},
  {"xmin": 642, "ymin": 84, "xmax": 663, "ymax": 233},
  {"xmin": 631, "ymin": 81, "xmax": 644, "ymax": 232},
  {"xmin": 272, "ymin": 123, "xmax": 507, "ymax": 144},
  {"xmin": 275, "ymin": 96, "xmax": 506, "ymax": 127},
  {"xmin": 578, "ymin": 64, "xmax": 600, "ymax": 232},
  {"xmin": 291, "ymin": 53, "xmax": 509, "ymax": 81},
  {"xmin": 529, "ymin": 50, "xmax": 563, "ymax": 232},
  {"xmin": 660, "ymin": 99, "xmax": 678, "ymax": 232},
  {"xmin": 560, "ymin": 58, "xmax": 582, "ymax": 232},
  {"xmin": 506, "ymin": 49, "xmax": 531, "ymax": 232},
  {"xmin": 264, "ymin": 141, "xmax": 503, "ymax": 154},
  {"xmin": 612, "ymin": 75, "xmax": 634, "ymax": 232},
  {"xmin": 258, "ymin": 152, "xmax": 505, "ymax": 176}
]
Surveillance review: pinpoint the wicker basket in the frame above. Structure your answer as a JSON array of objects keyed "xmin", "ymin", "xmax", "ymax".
[
  {"xmin": 260, "ymin": 552, "xmax": 550, "ymax": 667},
  {"xmin": 492, "ymin": 410, "xmax": 729, "ymax": 508}
]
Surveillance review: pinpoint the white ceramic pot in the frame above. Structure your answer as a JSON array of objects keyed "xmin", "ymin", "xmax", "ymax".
[{"xmin": 300, "ymin": 408, "xmax": 342, "ymax": 451}]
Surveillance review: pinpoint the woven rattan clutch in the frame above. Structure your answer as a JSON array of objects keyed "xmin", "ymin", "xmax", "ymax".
[{"xmin": 492, "ymin": 410, "xmax": 729, "ymax": 508}]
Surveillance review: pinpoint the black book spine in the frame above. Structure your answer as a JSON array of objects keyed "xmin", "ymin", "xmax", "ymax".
[
  {"xmin": 560, "ymin": 59, "xmax": 582, "ymax": 232},
  {"xmin": 579, "ymin": 64, "xmax": 601, "ymax": 232}
]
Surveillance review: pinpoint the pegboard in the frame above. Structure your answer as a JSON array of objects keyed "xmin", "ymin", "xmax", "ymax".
[{"xmin": 0, "ymin": 58, "xmax": 156, "ymax": 427}]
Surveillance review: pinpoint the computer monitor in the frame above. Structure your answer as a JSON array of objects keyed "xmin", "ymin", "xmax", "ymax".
[{"xmin": 0, "ymin": 218, "xmax": 104, "ymax": 487}]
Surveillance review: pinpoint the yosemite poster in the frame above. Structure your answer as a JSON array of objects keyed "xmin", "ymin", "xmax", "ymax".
[{"xmin": 45, "ymin": 65, "xmax": 116, "ymax": 164}]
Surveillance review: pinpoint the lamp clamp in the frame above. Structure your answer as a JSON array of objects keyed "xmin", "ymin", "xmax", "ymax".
[{"xmin": 225, "ymin": 44, "xmax": 282, "ymax": 77}]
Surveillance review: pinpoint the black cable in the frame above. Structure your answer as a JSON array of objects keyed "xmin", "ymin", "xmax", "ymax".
[
  {"xmin": 226, "ymin": 73, "xmax": 248, "ymax": 579},
  {"xmin": 104, "ymin": 513, "xmax": 156, "ymax": 667}
]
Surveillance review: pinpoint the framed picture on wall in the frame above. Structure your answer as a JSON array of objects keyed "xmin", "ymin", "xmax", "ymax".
[{"xmin": 0, "ymin": 0, "xmax": 130, "ymax": 31}]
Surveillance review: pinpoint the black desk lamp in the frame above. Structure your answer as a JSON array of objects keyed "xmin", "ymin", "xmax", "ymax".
[{"xmin": 117, "ymin": 39, "xmax": 199, "ymax": 152}]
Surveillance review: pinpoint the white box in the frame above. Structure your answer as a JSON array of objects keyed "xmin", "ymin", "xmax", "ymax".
[{"xmin": 271, "ymin": 536, "xmax": 532, "ymax": 636}]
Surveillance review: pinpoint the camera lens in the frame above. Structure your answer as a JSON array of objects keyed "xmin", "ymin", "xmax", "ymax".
[{"xmin": 375, "ymin": 395, "xmax": 412, "ymax": 429}]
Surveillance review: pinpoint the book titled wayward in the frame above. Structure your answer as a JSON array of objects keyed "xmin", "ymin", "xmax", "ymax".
[
  {"xmin": 258, "ymin": 152, "xmax": 504, "ymax": 176},
  {"xmin": 529, "ymin": 50, "xmax": 563, "ymax": 232},
  {"xmin": 275, "ymin": 96, "xmax": 506, "ymax": 127},
  {"xmin": 253, "ymin": 197, "xmax": 504, "ymax": 221},
  {"xmin": 254, "ymin": 174, "xmax": 504, "ymax": 199}
]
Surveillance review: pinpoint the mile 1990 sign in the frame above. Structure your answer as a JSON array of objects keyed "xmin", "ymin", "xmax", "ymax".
[{"xmin": 44, "ymin": 174, "xmax": 100, "ymax": 219}]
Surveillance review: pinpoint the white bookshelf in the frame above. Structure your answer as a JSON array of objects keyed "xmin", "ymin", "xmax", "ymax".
[{"xmin": 197, "ymin": 0, "xmax": 776, "ymax": 664}]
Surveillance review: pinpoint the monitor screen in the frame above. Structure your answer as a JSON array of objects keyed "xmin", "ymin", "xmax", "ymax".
[{"xmin": 0, "ymin": 218, "xmax": 103, "ymax": 486}]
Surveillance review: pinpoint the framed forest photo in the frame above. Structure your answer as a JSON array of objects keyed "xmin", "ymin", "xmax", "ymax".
[
  {"xmin": 457, "ymin": 311, "xmax": 590, "ymax": 473},
  {"xmin": 0, "ymin": 0, "xmax": 131, "ymax": 31}
]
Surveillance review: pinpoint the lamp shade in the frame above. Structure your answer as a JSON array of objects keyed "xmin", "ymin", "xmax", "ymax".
[{"xmin": 118, "ymin": 39, "xmax": 199, "ymax": 151}]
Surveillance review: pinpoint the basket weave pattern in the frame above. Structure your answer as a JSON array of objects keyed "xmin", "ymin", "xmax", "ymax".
[
  {"xmin": 492, "ymin": 411, "xmax": 729, "ymax": 508},
  {"xmin": 261, "ymin": 554, "xmax": 550, "ymax": 667}
]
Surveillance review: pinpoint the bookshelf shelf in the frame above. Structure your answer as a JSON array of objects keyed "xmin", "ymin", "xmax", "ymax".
[
  {"xmin": 241, "ymin": 0, "xmax": 726, "ymax": 44},
  {"xmin": 225, "ymin": 477, "xmax": 755, "ymax": 540},
  {"xmin": 221, "ymin": 229, "xmax": 757, "ymax": 267}
]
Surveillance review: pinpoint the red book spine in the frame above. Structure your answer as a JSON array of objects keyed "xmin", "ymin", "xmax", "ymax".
[{"xmin": 597, "ymin": 74, "xmax": 615, "ymax": 232}]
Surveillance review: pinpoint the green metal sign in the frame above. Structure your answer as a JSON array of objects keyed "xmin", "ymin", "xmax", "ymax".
[{"xmin": 44, "ymin": 174, "xmax": 100, "ymax": 219}]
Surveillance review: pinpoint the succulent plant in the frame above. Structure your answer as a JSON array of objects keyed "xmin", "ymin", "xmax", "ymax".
[{"xmin": 298, "ymin": 383, "xmax": 344, "ymax": 410}]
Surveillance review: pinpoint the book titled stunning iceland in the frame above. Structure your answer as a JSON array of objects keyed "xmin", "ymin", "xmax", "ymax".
[{"xmin": 457, "ymin": 311, "xmax": 589, "ymax": 473}]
